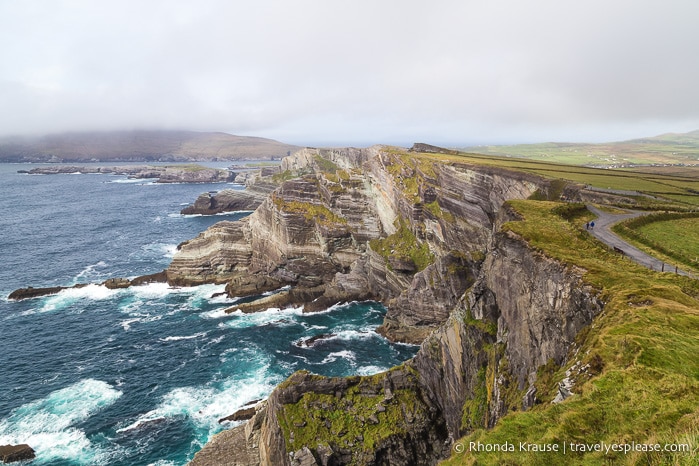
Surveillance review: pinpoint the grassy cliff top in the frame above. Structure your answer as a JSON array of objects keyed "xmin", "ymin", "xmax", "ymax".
[
  {"xmin": 394, "ymin": 146, "xmax": 699, "ymax": 208},
  {"xmin": 441, "ymin": 200, "xmax": 699, "ymax": 465}
]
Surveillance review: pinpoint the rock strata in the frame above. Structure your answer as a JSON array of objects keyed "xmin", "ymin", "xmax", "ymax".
[{"xmin": 178, "ymin": 146, "xmax": 604, "ymax": 465}]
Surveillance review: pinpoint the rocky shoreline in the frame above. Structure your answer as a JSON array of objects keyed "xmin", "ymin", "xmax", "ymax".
[
  {"xmin": 10, "ymin": 145, "xmax": 633, "ymax": 465},
  {"xmin": 8, "ymin": 271, "xmax": 168, "ymax": 301},
  {"xmin": 18, "ymin": 164, "xmax": 235, "ymax": 183},
  {"xmin": 157, "ymin": 145, "xmax": 609, "ymax": 465}
]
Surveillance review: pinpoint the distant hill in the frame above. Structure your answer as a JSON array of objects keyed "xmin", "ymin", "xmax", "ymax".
[
  {"xmin": 463, "ymin": 129, "xmax": 699, "ymax": 167},
  {"xmin": 0, "ymin": 130, "xmax": 301, "ymax": 163}
]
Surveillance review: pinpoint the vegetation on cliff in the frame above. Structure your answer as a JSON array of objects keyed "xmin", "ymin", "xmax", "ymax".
[
  {"xmin": 369, "ymin": 219, "xmax": 434, "ymax": 272},
  {"xmin": 276, "ymin": 368, "xmax": 436, "ymax": 463},
  {"xmin": 179, "ymin": 145, "xmax": 699, "ymax": 465},
  {"xmin": 271, "ymin": 193, "xmax": 348, "ymax": 227},
  {"xmin": 443, "ymin": 200, "xmax": 699, "ymax": 465}
]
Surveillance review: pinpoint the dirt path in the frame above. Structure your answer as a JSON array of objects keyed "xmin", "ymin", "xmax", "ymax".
[{"xmin": 586, "ymin": 205, "xmax": 696, "ymax": 279}]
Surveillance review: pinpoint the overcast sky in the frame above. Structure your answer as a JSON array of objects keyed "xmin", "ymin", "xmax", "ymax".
[{"xmin": 1, "ymin": 0, "xmax": 698, "ymax": 146}]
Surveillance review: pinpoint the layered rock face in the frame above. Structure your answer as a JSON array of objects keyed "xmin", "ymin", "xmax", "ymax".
[
  {"xmin": 167, "ymin": 146, "xmax": 548, "ymax": 339},
  {"xmin": 189, "ymin": 202, "xmax": 604, "ymax": 466},
  {"xmin": 412, "ymin": 217, "xmax": 603, "ymax": 440},
  {"xmin": 177, "ymin": 146, "xmax": 607, "ymax": 465}
]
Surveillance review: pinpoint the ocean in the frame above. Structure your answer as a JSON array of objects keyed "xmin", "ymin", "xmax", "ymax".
[{"xmin": 0, "ymin": 164, "xmax": 418, "ymax": 466}]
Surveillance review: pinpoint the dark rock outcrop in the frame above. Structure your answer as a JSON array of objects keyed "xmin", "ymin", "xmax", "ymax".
[
  {"xmin": 219, "ymin": 407, "xmax": 257, "ymax": 423},
  {"xmin": 180, "ymin": 190, "xmax": 264, "ymax": 215},
  {"xmin": 413, "ymin": 224, "xmax": 603, "ymax": 440},
  {"xmin": 188, "ymin": 424, "xmax": 260, "ymax": 466},
  {"xmin": 9, "ymin": 270, "xmax": 168, "ymax": 301},
  {"xmin": 8, "ymin": 284, "xmax": 88, "ymax": 301},
  {"xmin": 0, "ymin": 444, "xmax": 35, "ymax": 463},
  {"xmin": 253, "ymin": 368, "xmax": 448, "ymax": 466}
]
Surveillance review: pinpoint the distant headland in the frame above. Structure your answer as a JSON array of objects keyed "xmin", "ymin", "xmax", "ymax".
[{"xmin": 0, "ymin": 130, "xmax": 300, "ymax": 163}]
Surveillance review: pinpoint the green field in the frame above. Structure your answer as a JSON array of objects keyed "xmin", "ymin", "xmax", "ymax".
[
  {"xmin": 613, "ymin": 214, "xmax": 699, "ymax": 274},
  {"xmin": 462, "ymin": 130, "xmax": 699, "ymax": 167}
]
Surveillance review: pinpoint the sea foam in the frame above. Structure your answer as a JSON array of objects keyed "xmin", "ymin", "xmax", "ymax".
[
  {"xmin": 39, "ymin": 284, "xmax": 121, "ymax": 313},
  {"xmin": 0, "ymin": 379, "xmax": 122, "ymax": 464}
]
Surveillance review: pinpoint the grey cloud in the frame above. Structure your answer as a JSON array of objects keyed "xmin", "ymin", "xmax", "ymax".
[{"xmin": 1, "ymin": 0, "xmax": 698, "ymax": 146}]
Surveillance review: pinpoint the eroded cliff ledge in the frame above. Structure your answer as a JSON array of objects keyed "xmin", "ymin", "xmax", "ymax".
[
  {"xmin": 167, "ymin": 146, "xmax": 553, "ymax": 341},
  {"xmin": 174, "ymin": 146, "xmax": 602, "ymax": 465}
]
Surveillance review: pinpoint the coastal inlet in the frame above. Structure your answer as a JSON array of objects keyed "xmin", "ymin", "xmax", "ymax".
[{"xmin": 0, "ymin": 164, "xmax": 417, "ymax": 465}]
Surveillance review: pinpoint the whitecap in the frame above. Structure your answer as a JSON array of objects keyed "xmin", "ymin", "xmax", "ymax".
[
  {"xmin": 108, "ymin": 177, "xmax": 156, "ymax": 184},
  {"xmin": 39, "ymin": 284, "xmax": 121, "ymax": 313},
  {"xmin": 74, "ymin": 261, "xmax": 109, "ymax": 282},
  {"xmin": 356, "ymin": 365, "xmax": 389, "ymax": 376},
  {"xmin": 159, "ymin": 332, "xmax": 207, "ymax": 342},
  {"xmin": 0, "ymin": 379, "xmax": 122, "ymax": 465},
  {"xmin": 184, "ymin": 284, "xmax": 227, "ymax": 310},
  {"xmin": 330, "ymin": 329, "xmax": 377, "ymax": 341},
  {"xmin": 118, "ymin": 366, "xmax": 277, "ymax": 445},
  {"xmin": 200, "ymin": 308, "xmax": 229, "ymax": 320},
  {"xmin": 222, "ymin": 306, "xmax": 304, "ymax": 329},
  {"xmin": 318, "ymin": 350, "xmax": 357, "ymax": 365},
  {"xmin": 174, "ymin": 213, "xmax": 202, "ymax": 218},
  {"xmin": 140, "ymin": 242, "xmax": 177, "ymax": 259},
  {"xmin": 129, "ymin": 282, "xmax": 176, "ymax": 299}
]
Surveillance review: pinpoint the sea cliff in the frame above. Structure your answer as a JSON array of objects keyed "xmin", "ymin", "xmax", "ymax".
[{"xmin": 171, "ymin": 145, "xmax": 607, "ymax": 464}]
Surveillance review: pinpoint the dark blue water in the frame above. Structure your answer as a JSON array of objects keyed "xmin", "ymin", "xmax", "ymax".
[{"xmin": 0, "ymin": 164, "xmax": 417, "ymax": 466}]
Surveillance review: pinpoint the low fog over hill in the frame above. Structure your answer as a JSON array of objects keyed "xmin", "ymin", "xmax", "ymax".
[{"xmin": 0, "ymin": 130, "xmax": 300, "ymax": 163}]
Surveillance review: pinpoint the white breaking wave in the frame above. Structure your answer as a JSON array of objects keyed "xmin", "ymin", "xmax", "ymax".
[
  {"xmin": 74, "ymin": 261, "xmax": 108, "ymax": 282},
  {"xmin": 141, "ymin": 242, "xmax": 178, "ymax": 259},
  {"xmin": 223, "ymin": 306, "xmax": 304, "ymax": 330},
  {"xmin": 0, "ymin": 379, "xmax": 122, "ymax": 465},
  {"xmin": 39, "ymin": 284, "xmax": 122, "ymax": 313},
  {"xmin": 159, "ymin": 332, "xmax": 207, "ymax": 342},
  {"xmin": 356, "ymin": 365, "xmax": 389, "ymax": 376},
  {"xmin": 108, "ymin": 177, "xmax": 156, "ymax": 184},
  {"xmin": 200, "ymin": 308, "xmax": 229, "ymax": 319},
  {"xmin": 318, "ymin": 350, "xmax": 357, "ymax": 365},
  {"xmin": 117, "ymin": 365, "xmax": 277, "ymax": 445},
  {"xmin": 330, "ymin": 329, "xmax": 378, "ymax": 341}
]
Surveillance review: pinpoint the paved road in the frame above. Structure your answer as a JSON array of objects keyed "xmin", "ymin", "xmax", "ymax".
[{"xmin": 586, "ymin": 205, "xmax": 696, "ymax": 279}]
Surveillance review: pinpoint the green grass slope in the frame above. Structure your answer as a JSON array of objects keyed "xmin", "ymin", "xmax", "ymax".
[
  {"xmin": 440, "ymin": 201, "xmax": 699, "ymax": 465},
  {"xmin": 408, "ymin": 148, "xmax": 699, "ymax": 208}
]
